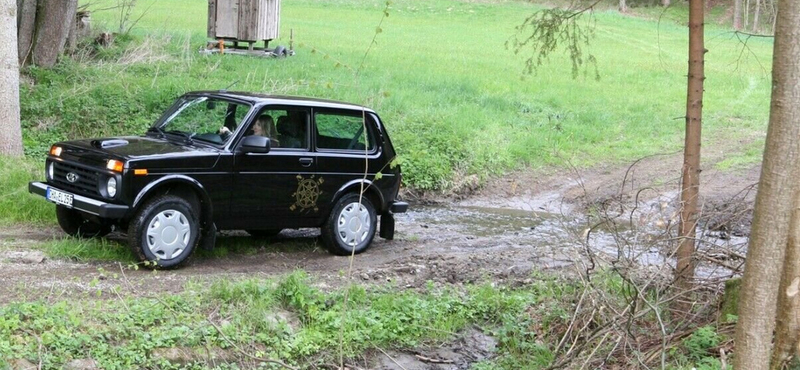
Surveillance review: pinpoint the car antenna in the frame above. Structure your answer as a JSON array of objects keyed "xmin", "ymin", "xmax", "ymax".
[{"xmin": 220, "ymin": 80, "xmax": 239, "ymax": 92}]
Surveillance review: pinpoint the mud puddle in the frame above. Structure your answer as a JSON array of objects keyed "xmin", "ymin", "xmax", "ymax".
[
  {"xmin": 0, "ymin": 201, "xmax": 744, "ymax": 303},
  {"xmin": 396, "ymin": 204, "xmax": 742, "ymax": 281}
]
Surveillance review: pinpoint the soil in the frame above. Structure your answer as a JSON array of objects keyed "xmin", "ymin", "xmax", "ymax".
[
  {"xmin": 0, "ymin": 150, "xmax": 759, "ymax": 368},
  {"xmin": 0, "ymin": 148, "xmax": 759, "ymax": 303}
]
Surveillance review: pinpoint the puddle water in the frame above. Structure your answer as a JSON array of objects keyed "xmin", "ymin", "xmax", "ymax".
[{"xmin": 397, "ymin": 204, "xmax": 744, "ymax": 279}]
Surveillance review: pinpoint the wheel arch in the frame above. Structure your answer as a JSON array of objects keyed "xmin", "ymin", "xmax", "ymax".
[
  {"xmin": 132, "ymin": 175, "xmax": 214, "ymax": 229},
  {"xmin": 331, "ymin": 179, "xmax": 385, "ymax": 213}
]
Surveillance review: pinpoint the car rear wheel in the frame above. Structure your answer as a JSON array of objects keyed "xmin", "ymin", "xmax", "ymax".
[
  {"xmin": 56, "ymin": 205, "xmax": 111, "ymax": 238},
  {"xmin": 321, "ymin": 193, "xmax": 377, "ymax": 255},
  {"xmin": 128, "ymin": 195, "xmax": 199, "ymax": 269}
]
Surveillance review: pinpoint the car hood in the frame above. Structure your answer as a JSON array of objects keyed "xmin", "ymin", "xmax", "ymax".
[{"xmin": 57, "ymin": 136, "xmax": 221, "ymax": 169}]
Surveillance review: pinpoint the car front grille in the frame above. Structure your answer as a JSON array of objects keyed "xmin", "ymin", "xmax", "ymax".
[{"xmin": 51, "ymin": 162, "xmax": 100, "ymax": 198}]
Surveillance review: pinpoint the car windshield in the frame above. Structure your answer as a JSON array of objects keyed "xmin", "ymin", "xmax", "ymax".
[{"xmin": 150, "ymin": 96, "xmax": 251, "ymax": 145}]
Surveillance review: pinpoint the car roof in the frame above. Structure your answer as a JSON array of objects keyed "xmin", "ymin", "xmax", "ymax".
[{"xmin": 187, "ymin": 91, "xmax": 375, "ymax": 113}]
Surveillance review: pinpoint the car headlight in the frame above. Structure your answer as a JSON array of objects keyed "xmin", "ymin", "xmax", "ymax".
[
  {"xmin": 47, "ymin": 162, "xmax": 54, "ymax": 180},
  {"xmin": 106, "ymin": 177, "xmax": 117, "ymax": 197}
]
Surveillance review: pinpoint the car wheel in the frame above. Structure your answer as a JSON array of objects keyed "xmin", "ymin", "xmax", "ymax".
[
  {"xmin": 246, "ymin": 229, "xmax": 282, "ymax": 238},
  {"xmin": 321, "ymin": 193, "xmax": 377, "ymax": 255},
  {"xmin": 56, "ymin": 205, "xmax": 111, "ymax": 238},
  {"xmin": 128, "ymin": 195, "xmax": 199, "ymax": 269}
]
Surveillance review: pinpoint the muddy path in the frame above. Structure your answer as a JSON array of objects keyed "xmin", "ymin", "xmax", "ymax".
[{"xmin": 0, "ymin": 153, "xmax": 757, "ymax": 304}]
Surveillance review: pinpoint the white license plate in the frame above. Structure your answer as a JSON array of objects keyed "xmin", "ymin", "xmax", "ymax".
[{"xmin": 46, "ymin": 187, "xmax": 74, "ymax": 208}]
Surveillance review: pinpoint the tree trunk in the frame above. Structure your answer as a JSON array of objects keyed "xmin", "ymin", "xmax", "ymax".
[
  {"xmin": 0, "ymin": 0, "xmax": 25, "ymax": 156},
  {"xmin": 752, "ymin": 0, "xmax": 762, "ymax": 32},
  {"xmin": 31, "ymin": 0, "xmax": 76, "ymax": 68},
  {"xmin": 663, "ymin": 0, "xmax": 671, "ymax": 6},
  {"xmin": 733, "ymin": 0, "xmax": 743, "ymax": 30},
  {"xmin": 771, "ymin": 192, "xmax": 800, "ymax": 369},
  {"xmin": 745, "ymin": 0, "xmax": 751, "ymax": 29},
  {"xmin": 16, "ymin": 0, "xmax": 37, "ymax": 66},
  {"xmin": 619, "ymin": 0, "xmax": 627, "ymax": 13},
  {"xmin": 734, "ymin": 0, "xmax": 800, "ymax": 367},
  {"xmin": 676, "ymin": 0, "xmax": 704, "ymax": 299}
]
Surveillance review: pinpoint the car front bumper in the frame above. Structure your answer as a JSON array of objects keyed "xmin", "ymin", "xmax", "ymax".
[{"xmin": 29, "ymin": 182, "xmax": 129, "ymax": 219}]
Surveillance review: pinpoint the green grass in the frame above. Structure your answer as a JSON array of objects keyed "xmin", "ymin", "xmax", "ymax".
[
  {"xmin": 18, "ymin": 0, "xmax": 772, "ymax": 192},
  {"xmin": 0, "ymin": 270, "xmax": 726, "ymax": 369},
  {"xmin": 0, "ymin": 157, "xmax": 53, "ymax": 225},
  {"xmin": 714, "ymin": 137, "xmax": 766, "ymax": 171},
  {"xmin": 0, "ymin": 272, "xmax": 557, "ymax": 369},
  {"xmin": 35, "ymin": 237, "xmax": 135, "ymax": 262}
]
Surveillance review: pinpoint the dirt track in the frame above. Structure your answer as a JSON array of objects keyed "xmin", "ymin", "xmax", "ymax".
[{"xmin": 0, "ymin": 151, "xmax": 759, "ymax": 304}]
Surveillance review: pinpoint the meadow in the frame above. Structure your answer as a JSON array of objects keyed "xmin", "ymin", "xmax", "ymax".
[{"xmin": 18, "ymin": 0, "xmax": 773, "ymax": 192}]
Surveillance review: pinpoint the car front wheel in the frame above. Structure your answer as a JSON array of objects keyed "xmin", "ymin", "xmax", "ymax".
[
  {"xmin": 321, "ymin": 193, "xmax": 377, "ymax": 255},
  {"xmin": 128, "ymin": 195, "xmax": 199, "ymax": 269}
]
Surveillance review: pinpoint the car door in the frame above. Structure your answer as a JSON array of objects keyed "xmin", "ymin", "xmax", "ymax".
[
  {"xmin": 312, "ymin": 108, "xmax": 383, "ymax": 223},
  {"xmin": 231, "ymin": 106, "xmax": 316, "ymax": 229}
]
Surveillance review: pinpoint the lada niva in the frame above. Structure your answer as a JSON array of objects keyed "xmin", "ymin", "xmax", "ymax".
[{"xmin": 29, "ymin": 91, "xmax": 407, "ymax": 268}]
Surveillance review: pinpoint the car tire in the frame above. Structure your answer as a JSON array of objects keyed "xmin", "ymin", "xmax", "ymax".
[
  {"xmin": 128, "ymin": 195, "xmax": 199, "ymax": 269},
  {"xmin": 56, "ymin": 205, "xmax": 111, "ymax": 238},
  {"xmin": 321, "ymin": 193, "xmax": 377, "ymax": 256},
  {"xmin": 246, "ymin": 229, "xmax": 282, "ymax": 238}
]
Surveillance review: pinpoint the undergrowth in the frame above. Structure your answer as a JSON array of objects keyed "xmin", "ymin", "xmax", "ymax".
[{"xmin": 0, "ymin": 271, "xmax": 730, "ymax": 369}]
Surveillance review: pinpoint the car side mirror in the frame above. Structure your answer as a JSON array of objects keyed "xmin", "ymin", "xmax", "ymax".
[{"xmin": 241, "ymin": 135, "xmax": 270, "ymax": 153}]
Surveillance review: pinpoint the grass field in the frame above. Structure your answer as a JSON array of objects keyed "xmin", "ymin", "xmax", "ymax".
[
  {"xmin": 19, "ymin": 0, "xmax": 773, "ymax": 192},
  {"xmin": 3, "ymin": 2, "xmax": 760, "ymax": 367}
]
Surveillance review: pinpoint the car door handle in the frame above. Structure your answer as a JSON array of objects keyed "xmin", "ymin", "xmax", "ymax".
[{"xmin": 299, "ymin": 158, "xmax": 313, "ymax": 167}]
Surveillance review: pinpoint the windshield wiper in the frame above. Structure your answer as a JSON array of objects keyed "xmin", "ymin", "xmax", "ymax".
[
  {"xmin": 165, "ymin": 130, "xmax": 195, "ymax": 145},
  {"xmin": 146, "ymin": 126, "xmax": 166, "ymax": 139}
]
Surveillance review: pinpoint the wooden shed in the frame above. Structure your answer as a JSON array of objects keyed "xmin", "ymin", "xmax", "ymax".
[{"xmin": 207, "ymin": 0, "xmax": 280, "ymax": 48}]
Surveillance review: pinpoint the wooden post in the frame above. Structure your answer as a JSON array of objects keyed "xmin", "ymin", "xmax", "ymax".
[{"xmin": 207, "ymin": 0, "xmax": 217, "ymax": 38}]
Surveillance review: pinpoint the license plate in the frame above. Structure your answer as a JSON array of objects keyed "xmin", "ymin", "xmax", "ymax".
[{"xmin": 46, "ymin": 187, "xmax": 74, "ymax": 208}]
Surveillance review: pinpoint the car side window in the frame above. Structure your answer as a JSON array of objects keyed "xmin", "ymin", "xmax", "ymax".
[
  {"xmin": 315, "ymin": 111, "xmax": 375, "ymax": 152},
  {"xmin": 246, "ymin": 108, "xmax": 309, "ymax": 150}
]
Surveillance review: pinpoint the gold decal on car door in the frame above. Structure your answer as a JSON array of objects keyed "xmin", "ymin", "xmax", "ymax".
[{"xmin": 290, "ymin": 175, "xmax": 324, "ymax": 212}]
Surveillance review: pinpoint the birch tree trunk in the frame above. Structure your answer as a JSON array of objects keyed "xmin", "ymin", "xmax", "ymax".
[
  {"xmin": 619, "ymin": 0, "xmax": 627, "ymax": 13},
  {"xmin": 675, "ymin": 0, "xmax": 705, "ymax": 298},
  {"xmin": 752, "ymin": 0, "xmax": 762, "ymax": 32},
  {"xmin": 0, "ymin": 0, "xmax": 24, "ymax": 156},
  {"xmin": 663, "ymin": 0, "xmax": 671, "ymax": 6},
  {"xmin": 734, "ymin": 0, "xmax": 800, "ymax": 367},
  {"xmin": 733, "ymin": 0, "xmax": 743, "ymax": 30}
]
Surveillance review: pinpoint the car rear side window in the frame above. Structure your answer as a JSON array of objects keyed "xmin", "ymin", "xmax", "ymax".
[{"xmin": 315, "ymin": 111, "xmax": 375, "ymax": 152}]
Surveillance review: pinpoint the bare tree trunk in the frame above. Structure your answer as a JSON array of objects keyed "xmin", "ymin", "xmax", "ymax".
[
  {"xmin": 16, "ymin": 0, "xmax": 37, "ymax": 66},
  {"xmin": 752, "ymin": 0, "xmax": 762, "ymax": 32},
  {"xmin": 676, "ymin": 0, "xmax": 705, "ymax": 298},
  {"xmin": 771, "ymin": 192, "xmax": 800, "ymax": 369},
  {"xmin": 31, "ymin": 0, "xmax": 76, "ymax": 68},
  {"xmin": 734, "ymin": 0, "xmax": 743, "ymax": 30},
  {"xmin": 745, "ymin": 0, "xmax": 751, "ymax": 29},
  {"xmin": 0, "ymin": 0, "xmax": 24, "ymax": 156},
  {"xmin": 619, "ymin": 0, "xmax": 627, "ymax": 13},
  {"xmin": 663, "ymin": 0, "xmax": 671, "ymax": 6},
  {"xmin": 734, "ymin": 0, "xmax": 800, "ymax": 367}
]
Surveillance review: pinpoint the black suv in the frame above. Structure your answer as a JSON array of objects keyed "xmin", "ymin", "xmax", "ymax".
[{"xmin": 29, "ymin": 91, "xmax": 407, "ymax": 268}]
